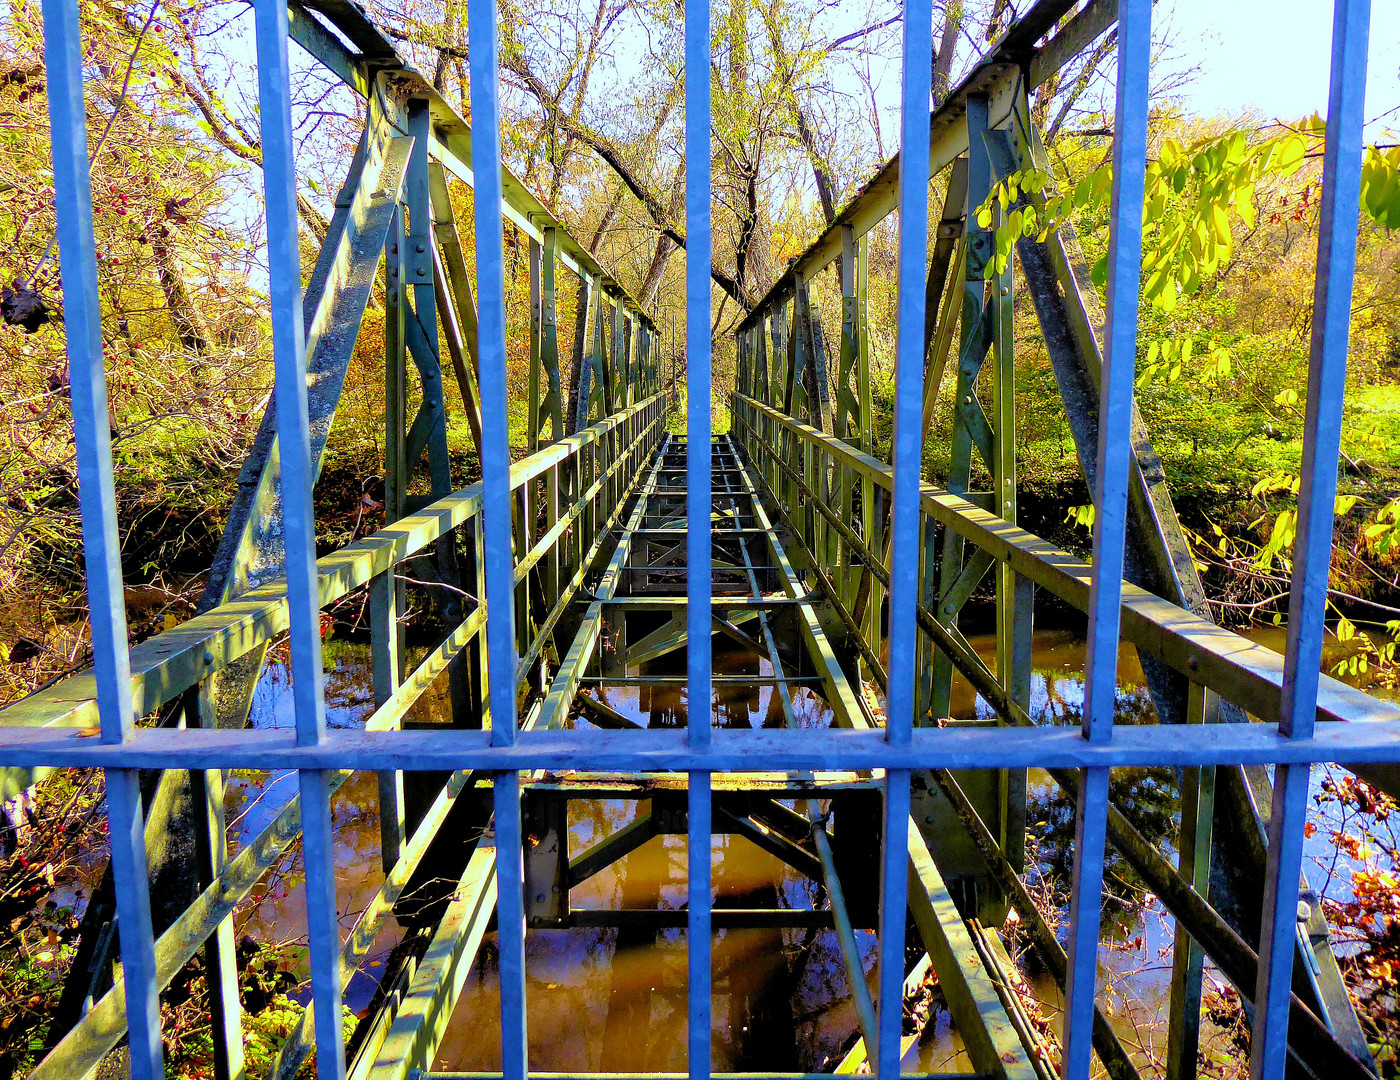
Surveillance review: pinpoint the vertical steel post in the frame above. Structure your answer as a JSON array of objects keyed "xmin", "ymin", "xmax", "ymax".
[
  {"xmin": 879, "ymin": 0, "xmax": 932, "ymax": 1072},
  {"xmin": 529, "ymin": 233, "xmax": 543, "ymax": 450},
  {"xmin": 1167, "ymin": 682, "xmax": 1218, "ymax": 1080},
  {"xmin": 685, "ymin": 0, "xmax": 712, "ymax": 1069},
  {"xmin": 406, "ymin": 98, "xmax": 449, "ymax": 496},
  {"xmin": 928, "ymin": 96, "xmax": 990, "ymax": 725},
  {"xmin": 465, "ymin": 0, "xmax": 527, "ymax": 1075},
  {"xmin": 376, "ymin": 196, "xmax": 409, "ymax": 860},
  {"xmin": 1251, "ymin": 3, "xmax": 1370, "ymax": 1076},
  {"xmin": 42, "ymin": 0, "xmax": 163, "ymax": 1074},
  {"xmin": 1062, "ymin": 2, "xmax": 1151, "ymax": 1076},
  {"xmin": 990, "ymin": 168, "xmax": 1018, "ymax": 689},
  {"xmin": 375, "ymin": 203, "xmax": 408, "ymax": 870},
  {"xmin": 252, "ymin": 0, "xmax": 346, "ymax": 1074}
]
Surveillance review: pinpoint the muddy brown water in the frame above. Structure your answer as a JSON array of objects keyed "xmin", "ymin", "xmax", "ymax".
[{"xmin": 220, "ymin": 627, "xmax": 1393, "ymax": 1073}]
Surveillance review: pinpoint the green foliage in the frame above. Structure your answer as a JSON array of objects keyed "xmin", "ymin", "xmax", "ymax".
[
  {"xmin": 977, "ymin": 121, "xmax": 1320, "ymax": 309},
  {"xmin": 1362, "ymin": 145, "xmax": 1400, "ymax": 230}
]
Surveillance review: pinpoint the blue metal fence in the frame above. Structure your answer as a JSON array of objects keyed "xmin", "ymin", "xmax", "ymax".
[{"xmin": 16, "ymin": 0, "xmax": 1390, "ymax": 1077}]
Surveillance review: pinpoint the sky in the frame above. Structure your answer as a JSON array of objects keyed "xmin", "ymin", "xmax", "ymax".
[{"xmin": 1161, "ymin": 0, "xmax": 1400, "ymax": 140}]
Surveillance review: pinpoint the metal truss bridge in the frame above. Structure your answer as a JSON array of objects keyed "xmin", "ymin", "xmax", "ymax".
[{"xmin": 6, "ymin": 0, "xmax": 1393, "ymax": 1078}]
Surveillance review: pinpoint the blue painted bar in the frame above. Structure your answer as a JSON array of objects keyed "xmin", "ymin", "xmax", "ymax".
[
  {"xmin": 1062, "ymin": 0, "xmax": 1151, "ymax": 1074},
  {"xmin": 877, "ymin": 0, "xmax": 933, "ymax": 1070},
  {"xmin": 7, "ymin": 720, "xmax": 1400, "ymax": 773},
  {"xmin": 684, "ymin": 0, "xmax": 713, "ymax": 746},
  {"xmin": 1251, "ymin": 2, "xmax": 1371, "ymax": 1076},
  {"xmin": 465, "ymin": 0, "xmax": 527, "ymax": 1072},
  {"xmin": 876, "ymin": 771, "xmax": 913, "ymax": 1077},
  {"xmin": 1062, "ymin": 765, "xmax": 1111, "ymax": 1078},
  {"xmin": 685, "ymin": 0, "xmax": 713, "ymax": 1073},
  {"xmin": 250, "ymin": 0, "xmax": 344, "ymax": 1073},
  {"xmin": 885, "ymin": 0, "xmax": 933, "ymax": 753},
  {"xmin": 688, "ymin": 773, "xmax": 712, "ymax": 1080},
  {"xmin": 41, "ymin": 0, "xmax": 164, "ymax": 1074},
  {"xmin": 1080, "ymin": 0, "xmax": 1151, "ymax": 746}
]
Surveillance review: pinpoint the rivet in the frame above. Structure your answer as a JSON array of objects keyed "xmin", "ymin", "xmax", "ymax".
[
  {"xmin": 1004, "ymin": 500, "xmax": 1013, "ymax": 511},
  {"xmin": 1187, "ymin": 656, "xmax": 1199, "ymax": 671},
  {"xmin": 1297, "ymin": 900, "xmax": 1311, "ymax": 922},
  {"xmin": 1001, "ymin": 286, "xmax": 1010, "ymax": 297},
  {"xmin": 203, "ymin": 651, "xmax": 215, "ymax": 665},
  {"xmin": 390, "ymin": 244, "xmax": 398, "ymax": 255},
  {"xmin": 416, "ymin": 267, "xmax": 426, "ymax": 277},
  {"xmin": 389, "ymin": 266, "xmax": 398, "ymax": 277},
  {"xmin": 963, "ymin": 395, "xmax": 973, "ymax": 405},
  {"xmin": 416, "ymin": 243, "xmax": 426, "ymax": 254}
]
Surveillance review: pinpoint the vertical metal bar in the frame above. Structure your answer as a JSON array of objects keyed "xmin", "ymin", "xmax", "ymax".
[
  {"xmin": 1063, "ymin": 2, "xmax": 1151, "ymax": 1076},
  {"xmin": 407, "ymin": 98, "xmax": 449, "ymax": 497},
  {"xmin": 929, "ymin": 100, "xmax": 990, "ymax": 725},
  {"xmin": 251, "ymin": 0, "xmax": 344, "ymax": 1075},
  {"xmin": 540, "ymin": 236, "xmax": 560, "ymax": 441},
  {"xmin": 42, "ymin": 2, "xmax": 164, "ymax": 1075},
  {"xmin": 464, "ymin": 0, "xmax": 527, "ymax": 1075},
  {"xmin": 991, "ymin": 191, "xmax": 1017, "ymax": 689},
  {"xmin": 529, "ymin": 233, "xmax": 543, "ymax": 450},
  {"xmin": 1252, "ymin": 2, "xmax": 1370, "ymax": 1075},
  {"xmin": 879, "ymin": 0, "xmax": 932, "ymax": 1072},
  {"xmin": 685, "ymin": 0, "xmax": 712, "ymax": 1069},
  {"xmin": 1167, "ymin": 682, "xmax": 1217, "ymax": 1080},
  {"xmin": 375, "ymin": 205, "xmax": 407, "ymax": 872},
  {"xmin": 189, "ymin": 718, "xmax": 244, "ymax": 1080}
]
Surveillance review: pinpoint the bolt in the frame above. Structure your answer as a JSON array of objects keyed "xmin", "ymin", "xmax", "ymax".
[
  {"xmin": 203, "ymin": 651, "xmax": 215, "ymax": 665},
  {"xmin": 963, "ymin": 395, "xmax": 973, "ymax": 405},
  {"xmin": 1297, "ymin": 900, "xmax": 1311, "ymax": 922},
  {"xmin": 1005, "ymin": 477, "xmax": 1013, "ymax": 486},
  {"xmin": 1001, "ymin": 286, "xmax": 1010, "ymax": 297},
  {"xmin": 1188, "ymin": 655, "xmax": 1199, "ymax": 672},
  {"xmin": 1004, "ymin": 500, "xmax": 1013, "ymax": 511},
  {"xmin": 416, "ymin": 267, "xmax": 426, "ymax": 277},
  {"xmin": 416, "ymin": 242, "xmax": 425, "ymax": 254},
  {"xmin": 537, "ymin": 893, "xmax": 547, "ymax": 904}
]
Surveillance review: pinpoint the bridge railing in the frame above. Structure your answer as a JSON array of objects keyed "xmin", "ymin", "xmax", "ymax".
[
  {"xmin": 11, "ymin": 390, "xmax": 667, "ymax": 1079},
  {"xmin": 728, "ymin": 0, "xmax": 1385, "ymax": 1076},
  {"xmin": 11, "ymin": 0, "xmax": 1392, "ymax": 1075},
  {"xmin": 15, "ymin": 0, "xmax": 671, "ymax": 1069}
]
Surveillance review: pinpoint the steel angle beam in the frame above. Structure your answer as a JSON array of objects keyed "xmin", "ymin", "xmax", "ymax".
[
  {"xmin": 733, "ymin": 394, "xmax": 1400, "ymax": 732},
  {"xmin": 288, "ymin": 0, "xmax": 656, "ymax": 338},
  {"xmin": 0, "ymin": 394, "xmax": 665, "ymax": 795},
  {"xmin": 364, "ymin": 842, "xmax": 499, "ymax": 1080},
  {"xmin": 724, "ymin": 438, "xmax": 1036, "ymax": 1080},
  {"xmin": 567, "ymin": 808, "xmax": 658, "ymax": 886},
  {"xmin": 214, "ymin": 134, "xmax": 414, "ymax": 605},
  {"xmin": 987, "ymin": 115, "xmax": 1374, "ymax": 1064},
  {"xmin": 736, "ymin": 0, "xmax": 1094, "ymax": 332}
]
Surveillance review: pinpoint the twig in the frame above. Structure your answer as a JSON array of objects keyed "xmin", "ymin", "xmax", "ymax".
[{"xmin": 31, "ymin": 0, "xmax": 164, "ymax": 281}]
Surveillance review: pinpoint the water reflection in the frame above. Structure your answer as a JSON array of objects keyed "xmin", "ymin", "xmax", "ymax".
[{"xmin": 239, "ymin": 624, "xmax": 1387, "ymax": 1074}]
